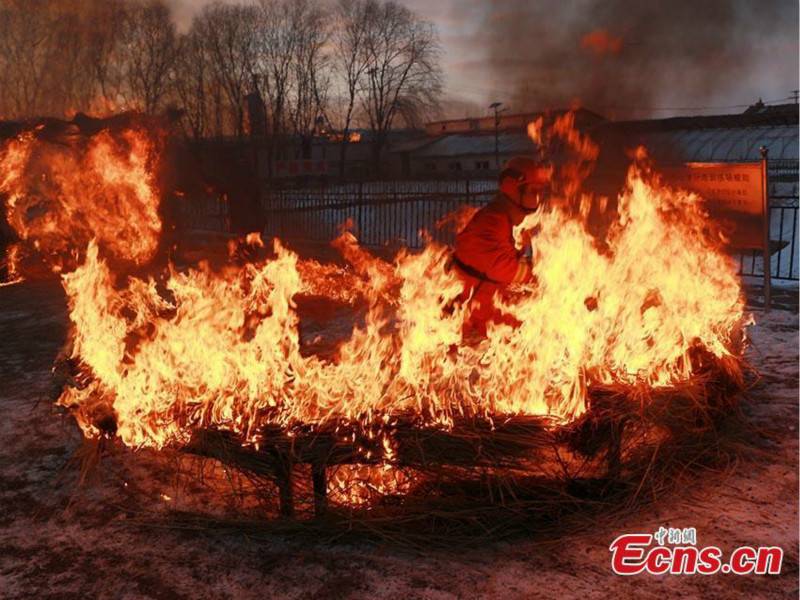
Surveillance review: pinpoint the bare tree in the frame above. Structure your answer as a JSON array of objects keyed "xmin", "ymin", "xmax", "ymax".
[
  {"xmin": 196, "ymin": 2, "xmax": 259, "ymax": 138},
  {"xmin": 37, "ymin": 1, "xmax": 107, "ymax": 115},
  {"xmin": 0, "ymin": 0, "xmax": 442, "ymax": 184},
  {"xmin": 287, "ymin": 1, "xmax": 330, "ymax": 157},
  {"xmin": 256, "ymin": 0, "xmax": 297, "ymax": 144},
  {"xmin": 0, "ymin": 0, "xmax": 61, "ymax": 117},
  {"xmin": 118, "ymin": 0, "xmax": 178, "ymax": 114},
  {"xmin": 0, "ymin": 0, "xmax": 214, "ymax": 123},
  {"xmin": 81, "ymin": 0, "xmax": 128, "ymax": 113},
  {"xmin": 253, "ymin": 0, "xmax": 331, "ymax": 168},
  {"xmin": 174, "ymin": 27, "xmax": 212, "ymax": 139},
  {"xmin": 361, "ymin": 1, "xmax": 442, "ymax": 174},
  {"xmin": 331, "ymin": 0, "xmax": 372, "ymax": 176},
  {"xmin": 0, "ymin": 0, "xmax": 148, "ymax": 119}
]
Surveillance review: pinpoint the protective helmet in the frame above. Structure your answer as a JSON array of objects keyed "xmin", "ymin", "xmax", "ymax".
[
  {"xmin": 500, "ymin": 156, "xmax": 551, "ymax": 188},
  {"xmin": 499, "ymin": 156, "xmax": 552, "ymax": 211}
]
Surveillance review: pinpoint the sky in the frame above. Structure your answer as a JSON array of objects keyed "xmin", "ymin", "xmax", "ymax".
[{"xmin": 169, "ymin": 0, "xmax": 800, "ymax": 121}]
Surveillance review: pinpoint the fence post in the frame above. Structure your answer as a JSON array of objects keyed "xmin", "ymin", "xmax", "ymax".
[
  {"xmin": 394, "ymin": 180, "xmax": 399, "ymax": 247},
  {"xmin": 357, "ymin": 183, "xmax": 364, "ymax": 242},
  {"xmin": 760, "ymin": 146, "xmax": 771, "ymax": 312}
]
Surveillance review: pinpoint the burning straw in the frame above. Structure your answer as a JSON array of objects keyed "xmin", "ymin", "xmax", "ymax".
[
  {"xmin": 2, "ymin": 112, "xmax": 752, "ymax": 540},
  {"xmin": 97, "ymin": 356, "xmax": 752, "ymax": 549}
]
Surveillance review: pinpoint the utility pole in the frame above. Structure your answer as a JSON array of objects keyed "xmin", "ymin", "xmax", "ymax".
[{"xmin": 489, "ymin": 102, "xmax": 503, "ymax": 170}]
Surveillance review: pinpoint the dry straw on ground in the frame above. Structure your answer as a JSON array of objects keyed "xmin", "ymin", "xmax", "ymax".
[{"xmin": 65, "ymin": 340, "xmax": 755, "ymax": 550}]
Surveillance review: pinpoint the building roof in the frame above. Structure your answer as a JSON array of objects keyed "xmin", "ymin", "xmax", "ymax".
[
  {"xmin": 424, "ymin": 108, "xmax": 606, "ymax": 136},
  {"xmin": 634, "ymin": 125, "xmax": 797, "ymax": 162},
  {"xmin": 590, "ymin": 103, "xmax": 799, "ymax": 164},
  {"xmin": 580, "ymin": 104, "xmax": 799, "ymax": 197},
  {"xmin": 389, "ymin": 136, "xmax": 440, "ymax": 154},
  {"xmin": 593, "ymin": 102, "xmax": 798, "ymax": 133},
  {"xmin": 392, "ymin": 132, "xmax": 536, "ymax": 159}
]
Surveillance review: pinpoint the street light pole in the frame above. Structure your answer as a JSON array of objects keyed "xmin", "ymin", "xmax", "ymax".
[{"xmin": 489, "ymin": 102, "xmax": 503, "ymax": 170}]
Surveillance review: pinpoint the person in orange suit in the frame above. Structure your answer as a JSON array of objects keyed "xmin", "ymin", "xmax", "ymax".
[{"xmin": 452, "ymin": 156, "xmax": 552, "ymax": 338}]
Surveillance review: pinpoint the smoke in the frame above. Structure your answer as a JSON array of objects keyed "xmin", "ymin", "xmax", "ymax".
[{"xmin": 481, "ymin": 0, "xmax": 799, "ymax": 117}]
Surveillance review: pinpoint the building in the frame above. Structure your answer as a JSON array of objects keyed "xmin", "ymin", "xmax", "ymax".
[
  {"xmin": 222, "ymin": 100, "xmax": 798, "ymax": 189},
  {"xmin": 257, "ymin": 129, "xmax": 423, "ymax": 181},
  {"xmin": 390, "ymin": 109, "xmax": 606, "ymax": 177},
  {"xmin": 585, "ymin": 102, "xmax": 799, "ymax": 198}
]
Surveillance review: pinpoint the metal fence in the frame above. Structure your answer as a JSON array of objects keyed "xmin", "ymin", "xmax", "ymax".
[
  {"xmin": 260, "ymin": 180, "xmax": 496, "ymax": 249},
  {"xmin": 175, "ymin": 195, "xmax": 230, "ymax": 234},
  {"xmin": 737, "ymin": 159, "xmax": 798, "ymax": 281},
  {"xmin": 257, "ymin": 169, "xmax": 798, "ymax": 281}
]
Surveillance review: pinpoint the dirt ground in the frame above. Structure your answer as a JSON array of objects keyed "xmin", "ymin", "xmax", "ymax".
[{"xmin": 0, "ymin": 279, "xmax": 797, "ymax": 599}]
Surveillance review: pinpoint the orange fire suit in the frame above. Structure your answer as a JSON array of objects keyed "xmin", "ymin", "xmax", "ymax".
[{"xmin": 452, "ymin": 193, "xmax": 534, "ymax": 337}]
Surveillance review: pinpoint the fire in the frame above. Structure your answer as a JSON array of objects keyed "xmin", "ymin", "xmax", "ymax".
[
  {"xmin": 3, "ymin": 114, "xmax": 746, "ymax": 506},
  {"xmin": 581, "ymin": 29, "xmax": 624, "ymax": 57},
  {"xmin": 326, "ymin": 131, "xmax": 362, "ymax": 143},
  {"xmin": 528, "ymin": 111, "xmax": 598, "ymax": 201},
  {"xmin": 57, "ymin": 166, "xmax": 743, "ymax": 449},
  {"xmin": 329, "ymin": 464, "xmax": 411, "ymax": 506},
  {"xmin": 0, "ymin": 126, "xmax": 162, "ymax": 273},
  {"xmin": 0, "ymin": 242, "xmax": 24, "ymax": 287}
]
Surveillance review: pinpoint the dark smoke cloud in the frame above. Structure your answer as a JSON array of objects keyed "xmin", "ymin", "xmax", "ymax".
[{"xmin": 482, "ymin": 0, "xmax": 799, "ymax": 118}]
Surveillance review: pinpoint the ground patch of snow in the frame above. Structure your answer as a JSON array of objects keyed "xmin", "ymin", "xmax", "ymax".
[{"xmin": 0, "ymin": 280, "xmax": 797, "ymax": 599}]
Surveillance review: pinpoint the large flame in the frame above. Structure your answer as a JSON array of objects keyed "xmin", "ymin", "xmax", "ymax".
[
  {"xmin": 2, "ymin": 116, "xmax": 746, "ymax": 501},
  {"xmin": 57, "ymin": 181, "xmax": 744, "ymax": 448},
  {"xmin": 0, "ymin": 126, "xmax": 162, "ymax": 272}
]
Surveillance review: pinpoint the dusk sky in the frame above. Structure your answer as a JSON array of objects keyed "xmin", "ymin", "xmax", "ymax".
[{"xmin": 169, "ymin": 0, "xmax": 800, "ymax": 121}]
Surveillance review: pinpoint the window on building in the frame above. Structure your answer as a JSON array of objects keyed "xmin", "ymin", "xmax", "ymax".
[
  {"xmin": 449, "ymin": 162, "xmax": 462, "ymax": 171},
  {"xmin": 424, "ymin": 162, "xmax": 436, "ymax": 171},
  {"xmin": 474, "ymin": 160, "xmax": 490, "ymax": 170}
]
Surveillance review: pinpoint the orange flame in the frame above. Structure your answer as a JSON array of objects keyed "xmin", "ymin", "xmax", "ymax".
[
  {"xmin": 581, "ymin": 29, "xmax": 624, "ymax": 57},
  {"xmin": 0, "ymin": 242, "xmax": 24, "ymax": 287},
  {"xmin": 4, "ymin": 114, "xmax": 746, "ymax": 506},
  {"xmin": 0, "ymin": 127, "xmax": 162, "ymax": 273},
  {"xmin": 528, "ymin": 111, "xmax": 599, "ymax": 202},
  {"xmin": 57, "ymin": 172, "xmax": 743, "ymax": 450}
]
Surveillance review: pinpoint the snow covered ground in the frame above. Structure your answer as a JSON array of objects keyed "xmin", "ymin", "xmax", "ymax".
[{"xmin": 0, "ymin": 279, "xmax": 797, "ymax": 599}]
